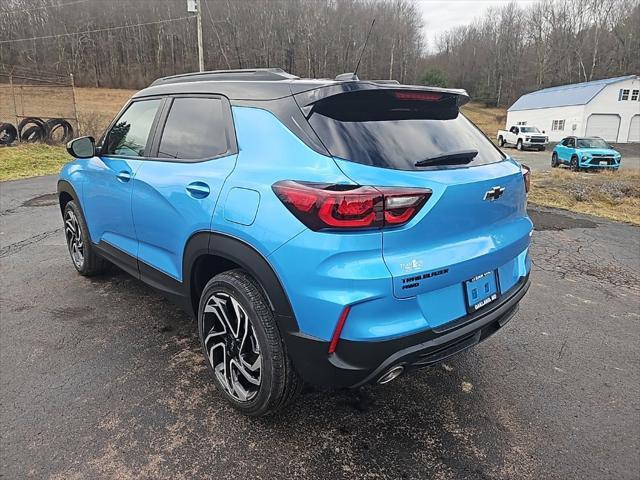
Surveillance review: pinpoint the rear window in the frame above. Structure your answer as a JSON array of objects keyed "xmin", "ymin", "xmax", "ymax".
[{"xmin": 305, "ymin": 90, "xmax": 505, "ymax": 170}]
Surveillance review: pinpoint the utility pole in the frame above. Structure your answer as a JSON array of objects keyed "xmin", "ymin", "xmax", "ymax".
[{"xmin": 187, "ymin": 0, "xmax": 204, "ymax": 72}]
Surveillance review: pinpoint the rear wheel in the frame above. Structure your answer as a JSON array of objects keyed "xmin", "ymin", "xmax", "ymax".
[
  {"xmin": 63, "ymin": 201, "xmax": 109, "ymax": 276},
  {"xmin": 516, "ymin": 139, "xmax": 523, "ymax": 151},
  {"xmin": 498, "ymin": 136, "xmax": 505, "ymax": 147},
  {"xmin": 551, "ymin": 152, "xmax": 559, "ymax": 168},
  {"xmin": 198, "ymin": 269, "xmax": 302, "ymax": 416},
  {"xmin": 570, "ymin": 155, "xmax": 580, "ymax": 172}
]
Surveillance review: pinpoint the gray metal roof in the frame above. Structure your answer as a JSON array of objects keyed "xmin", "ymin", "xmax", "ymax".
[{"xmin": 508, "ymin": 75, "xmax": 639, "ymax": 112}]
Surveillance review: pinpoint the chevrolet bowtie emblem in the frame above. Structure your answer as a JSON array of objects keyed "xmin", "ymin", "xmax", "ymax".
[{"xmin": 484, "ymin": 186, "xmax": 505, "ymax": 201}]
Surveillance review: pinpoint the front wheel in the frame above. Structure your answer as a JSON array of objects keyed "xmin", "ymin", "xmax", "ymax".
[
  {"xmin": 570, "ymin": 156, "xmax": 580, "ymax": 172},
  {"xmin": 63, "ymin": 201, "xmax": 109, "ymax": 276},
  {"xmin": 198, "ymin": 269, "xmax": 302, "ymax": 416},
  {"xmin": 551, "ymin": 152, "xmax": 559, "ymax": 168},
  {"xmin": 516, "ymin": 139, "xmax": 523, "ymax": 151}
]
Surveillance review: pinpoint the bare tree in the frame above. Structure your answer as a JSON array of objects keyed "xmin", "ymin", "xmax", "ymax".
[{"xmin": 0, "ymin": 0, "xmax": 425, "ymax": 88}]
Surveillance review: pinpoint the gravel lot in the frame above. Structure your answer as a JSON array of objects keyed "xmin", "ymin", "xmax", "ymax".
[
  {"xmin": 1, "ymin": 175, "xmax": 639, "ymax": 480},
  {"xmin": 504, "ymin": 142, "xmax": 640, "ymax": 172}
]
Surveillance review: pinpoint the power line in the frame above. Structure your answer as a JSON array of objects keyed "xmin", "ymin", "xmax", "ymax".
[
  {"xmin": 1, "ymin": 0, "xmax": 91, "ymax": 15},
  {"xmin": 0, "ymin": 16, "xmax": 194, "ymax": 44}
]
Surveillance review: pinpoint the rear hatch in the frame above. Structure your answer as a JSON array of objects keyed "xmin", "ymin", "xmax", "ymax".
[{"xmin": 296, "ymin": 86, "xmax": 532, "ymax": 301}]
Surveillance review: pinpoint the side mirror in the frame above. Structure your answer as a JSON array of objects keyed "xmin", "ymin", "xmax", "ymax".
[
  {"xmin": 542, "ymin": 130, "xmax": 546, "ymax": 133},
  {"xmin": 66, "ymin": 136, "xmax": 96, "ymax": 159}
]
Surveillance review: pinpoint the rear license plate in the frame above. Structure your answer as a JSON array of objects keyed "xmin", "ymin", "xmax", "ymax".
[
  {"xmin": 599, "ymin": 161, "xmax": 608, "ymax": 166},
  {"xmin": 465, "ymin": 271, "xmax": 498, "ymax": 312}
]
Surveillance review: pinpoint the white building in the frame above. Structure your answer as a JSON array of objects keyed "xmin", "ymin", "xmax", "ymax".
[{"xmin": 506, "ymin": 75, "xmax": 640, "ymax": 143}]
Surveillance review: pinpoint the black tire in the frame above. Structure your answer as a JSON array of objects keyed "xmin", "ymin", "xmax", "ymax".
[
  {"xmin": 17, "ymin": 117, "xmax": 48, "ymax": 141},
  {"xmin": 63, "ymin": 201, "xmax": 109, "ymax": 276},
  {"xmin": 0, "ymin": 122, "xmax": 18, "ymax": 145},
  {"xmin": 498, "ymin": 136, "xmax": 505, "ymax": 147},
  {"xmin": 539, "ymin": 146, "xmax": 546, "ymax": 151},
  {"xmin": 551, "ymin": 152, "xmax": 559, "ymax": 168},
  {"xmin": 570, "ymin": 155, "xmax": 580, "ymax": 172},
  {"xmin": 516, "ymin": 139, "xmax": 523, "ymax": 151},
  {"xmin": 21, "ymin": 125, "xmax": 45, "ymax": 142},
  {"xmin": 198, "ymin": 269, "xmax": 302, "ymax": 416},
  {"xmin": 46, "ymin": 118, "xmax": 74, "ymax": 144}
]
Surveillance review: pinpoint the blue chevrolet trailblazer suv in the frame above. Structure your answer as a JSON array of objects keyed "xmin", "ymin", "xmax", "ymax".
[
  {"xmin": 59, "ymin": 69, "xmax": 532, "ymax": 416},
  {"xmin": 551, "ymin": 136, "xmax": 622, "ymax": 171}
]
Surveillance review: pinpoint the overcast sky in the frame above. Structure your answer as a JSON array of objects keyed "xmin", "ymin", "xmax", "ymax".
[{"xmin": 416, "ymin": 0, "xmax": 538, "ymax": 52}]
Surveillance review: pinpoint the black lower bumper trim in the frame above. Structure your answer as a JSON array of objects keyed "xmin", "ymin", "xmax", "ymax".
[{"xmin": 285, "ymin": 274, "xmax": 530, "ymax": 388}]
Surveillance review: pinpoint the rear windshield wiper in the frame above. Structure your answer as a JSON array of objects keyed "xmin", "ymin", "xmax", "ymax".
[{"xmin": 414, "ymin": 149, "xmax": 478, "ymax": 167}]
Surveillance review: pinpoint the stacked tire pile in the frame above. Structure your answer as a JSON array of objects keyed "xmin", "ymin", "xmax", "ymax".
[{"xmin": 0, "ymin": 117, "xmax": 74, "ymax": 146}]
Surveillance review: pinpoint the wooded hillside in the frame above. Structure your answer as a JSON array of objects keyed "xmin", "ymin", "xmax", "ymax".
[
  {"xmin": 1, "ymin": 0, "xmax": 638, "ymax": 106},
  {"xmin": 0, "ymin": 0, "xmax": 424, "ymax": 88},
  {"xmin": 426, "ymin": 0, "xmax": 640, "ymax": 106}
]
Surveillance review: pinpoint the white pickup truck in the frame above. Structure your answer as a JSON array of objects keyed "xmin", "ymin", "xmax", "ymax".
[{"xmin": 497, "ymin": 126, "xmax": 548, "ymax": 151}]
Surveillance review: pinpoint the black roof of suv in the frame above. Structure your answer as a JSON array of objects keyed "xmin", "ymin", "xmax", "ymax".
[
  {"xmin": 131, "ymin": 68, "xmax": 471, "ymax": 157},
  {"xmin": 137, "ymin": 68, "xmax": 470, "ymax": 103}
]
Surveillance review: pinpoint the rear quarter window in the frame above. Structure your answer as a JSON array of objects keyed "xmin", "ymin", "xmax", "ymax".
[
  {"xmin": 157, "ymin": 97, "xmax": 229, "ymax": 160},
  {"xmin": 305, "ymin": 90, "xmax": 505, "ymax": 170}
]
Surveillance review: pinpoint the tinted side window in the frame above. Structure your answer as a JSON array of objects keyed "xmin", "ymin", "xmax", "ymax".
[
  {"xmin": 104, "ymin": 99, "xmax": 161, "ymax": 157},
  {"xmin": 158, "ymin": 97, "xmax": 228, "ymax": 160}
]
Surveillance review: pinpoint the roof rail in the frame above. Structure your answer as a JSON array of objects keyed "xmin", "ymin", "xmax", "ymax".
[{"xmin": 150, "ymin": 68, "xmax": 299, "ymax": 86}]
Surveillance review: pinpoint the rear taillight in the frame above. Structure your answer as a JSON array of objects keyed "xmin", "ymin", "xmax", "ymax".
[
  {"xmin": 272, "ymin": 180, "xmax": 431, "ymax": 231},
  {"xmin": 522, "ymin": 164, "xmax": 531, "ymax": 193}
]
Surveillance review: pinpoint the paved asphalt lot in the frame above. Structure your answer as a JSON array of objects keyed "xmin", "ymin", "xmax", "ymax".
[
  {"xmin": 1, "ymin": 175, "xmax": 639, "ymax": 480},
  {"xmin": 505, "ymin": 142, "xmax": 640, "ymax": 172}
]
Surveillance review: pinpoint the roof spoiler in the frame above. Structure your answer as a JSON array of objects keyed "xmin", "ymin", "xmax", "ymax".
[{"xmin": 292, "ymin": 81, "xmax": 470, "ymax": 108}]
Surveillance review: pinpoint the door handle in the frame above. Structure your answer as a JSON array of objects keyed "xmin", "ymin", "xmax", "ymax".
[
  {"xmin": 186, "ymin": 182, "xmax": 210, "ymax": 199},
  {"xmin": 116, "ymin": 171, "xmax": 131, "ymax": 182}
]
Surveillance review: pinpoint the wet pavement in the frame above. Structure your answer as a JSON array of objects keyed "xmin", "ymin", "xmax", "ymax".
[{"xmin": 1, "ymin": 175, "xmax": 639, "ymax": 479}]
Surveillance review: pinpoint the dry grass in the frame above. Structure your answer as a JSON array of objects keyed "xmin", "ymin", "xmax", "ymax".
[
  {"xmin": 462, "ymin": 102, "xmax": 506, "ymax": 138},
  {"xmin": 1, "ymin": 85, "xmax": 135, "ymax": 137},
  {"xmin": 530, "ymin": 169, "xmax": 640, "ymax": 225},
  {"xmin": 74, "ymin": 87, "xmax": 135, "ymax": 136}
]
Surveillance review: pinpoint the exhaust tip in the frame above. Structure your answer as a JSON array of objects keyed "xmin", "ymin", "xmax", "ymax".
[{"xmin": 377, "ymin": 365, "xmax": 404, "ymax": 384}]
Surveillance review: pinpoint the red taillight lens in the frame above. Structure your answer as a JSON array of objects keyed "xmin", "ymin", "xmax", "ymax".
[
  {"xmin": 522, "ymin": 164, "xmax": 531, "ymax": 193},
  {"xmin": 272, "ymin": 181, "xmax": 431, "ymax": 231},
  {"xmin": 382, "ymin": 189, "xmax": 431, "ymax": 225},
  {"xmin": 328, "ymin": 305, "xmax": 351, "ymax": 354},
  {"xmin": 393, "ymin": 91, "xmax": 443, "ymax": 102}
]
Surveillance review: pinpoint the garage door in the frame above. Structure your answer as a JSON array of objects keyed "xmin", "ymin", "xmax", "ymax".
[
  {"xmin": 629, "ymin": 115, "xmax": 640, "ymax": 143},
  {"xmin": 585, "ymin": 114, "xmax": 620, "ymax": 142}
]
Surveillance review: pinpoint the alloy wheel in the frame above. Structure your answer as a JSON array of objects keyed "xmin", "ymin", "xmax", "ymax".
[
  {"xmin": 202, "ymin": 292, "xmax": 262, "ymax": 402},
  {"xmin": 64, "ymin": 210, "xmax": 84, "ymax": 268}
]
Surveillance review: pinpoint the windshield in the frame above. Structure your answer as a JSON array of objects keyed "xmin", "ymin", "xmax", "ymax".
[
  {"xmin": 520, "ymin": 127, "xmax": 540, "ymax": 133},
  {"xmin": 305, "ymin": 90, "xmax": 505, "ymax": 170},
  {"xmin": 577, "ymin": 138, "xmax": 610, "ymax": 149}
]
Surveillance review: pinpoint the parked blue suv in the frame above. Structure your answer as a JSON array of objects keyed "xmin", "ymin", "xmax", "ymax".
[
  {"xmin": 551, "ymin": 136, "xmax": 622, "ymax": 170},
  {"xmin": 59, "ymin": 69, "xmax": 532, "ymax": 416}
]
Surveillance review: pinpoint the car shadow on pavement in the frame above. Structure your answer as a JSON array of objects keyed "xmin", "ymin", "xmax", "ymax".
[{"xmin": 54, "ymin": 264, "xmax": 537, "ymax": 480}]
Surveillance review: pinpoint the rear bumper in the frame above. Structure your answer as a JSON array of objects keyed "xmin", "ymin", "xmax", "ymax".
[{"xmin": 286, "ymin": 273, "xmax": 530, "ymax": 388}]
